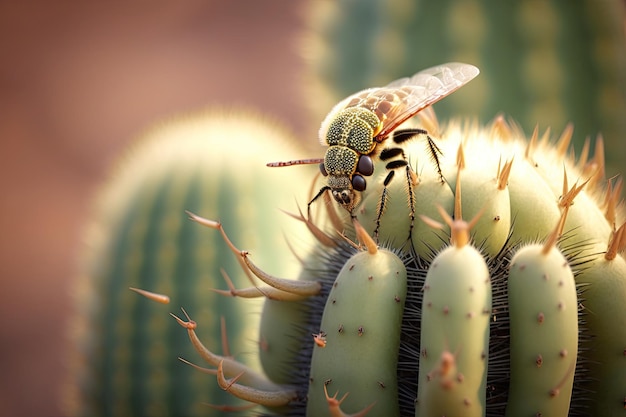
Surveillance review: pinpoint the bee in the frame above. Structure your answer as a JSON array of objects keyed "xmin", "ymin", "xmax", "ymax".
[{"xmin": 269, "ymin": 62, "xmax": 479, "ymax": 233}]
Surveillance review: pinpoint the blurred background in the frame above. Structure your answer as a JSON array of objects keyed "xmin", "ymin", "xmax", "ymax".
[
  {"xmin": 0, "ymin": 1, "xmax": 624, "ymax": 416},
  {"xmin": 0, "ymin": 2, "xmax": 308, "ymax": 416}
]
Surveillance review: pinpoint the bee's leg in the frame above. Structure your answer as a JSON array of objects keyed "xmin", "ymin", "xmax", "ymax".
[
  {"xmin": 374, "ymin": 169, "xmax": 394, "ymax": 241},
  {"xmin": 307, "ymin": 185, "xmax": 331, "ymax": 219},
  {"xmin": 392, "ymin": 128, "xmax": 444, "ymax": 182},
  {"xmin": 377, "ymin": 147, "xmax": 417, "ymax": 240}
]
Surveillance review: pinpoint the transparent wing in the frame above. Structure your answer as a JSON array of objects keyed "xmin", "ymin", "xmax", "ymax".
[{"xmin": 319, "ymin": 63, "xmax": 479, "ymax": 143}]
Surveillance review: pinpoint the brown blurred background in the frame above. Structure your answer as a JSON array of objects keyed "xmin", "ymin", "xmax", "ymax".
[{"xmin": 0, "ymin": 2, "xmax": 308, "ymax": 416}]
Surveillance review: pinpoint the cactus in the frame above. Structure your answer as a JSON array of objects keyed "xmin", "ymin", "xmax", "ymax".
[
  {"xmin": 63, "ymin": 109, "xmax": 316, "ymax": 417},
  {"xmin": 64, "ymin": 0, "xmax": 626, "ymax": 415},
  {"xmin": 161, "ymin": 110, "xmax": 625, "ymax": 416},
  {"xmin": 307, "ymin": 242, "xmax": 407, "ymax": 417},
  {"xmin": 416, "ymin": 207, "xmax": 491, "ymax": 417},
  {"xmin": 506, "ymin": 238, "xmax": 578, "ymax": 416},
  {"xmin": 302, "ymin": 0, "xmax": 626, "ymax": 177},
  {"xmin": 70, "ymin": 101, "xmax": 625, "ymax": 417}
]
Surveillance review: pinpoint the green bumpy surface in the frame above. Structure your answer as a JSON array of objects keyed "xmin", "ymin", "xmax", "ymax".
[
  {"xmin": 65, "ymin": 110, "xmax": 313, "ymax": 417},
  {"xmin": 307, "ymin": 249, "xmax": 407, "ymax": 417},
  {"xmin": 416, "ymin": 243, "xmax": 491, "ymax": 417},
  {"xmin": 506, "ymin": 244, "xmax": 578, "ymax": 417}
]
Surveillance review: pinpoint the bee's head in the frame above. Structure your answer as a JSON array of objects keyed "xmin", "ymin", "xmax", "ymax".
[
  {"xmin": 317, "ymin": 151, "xmax": 371, "ymax": 214},
  {"xmin": 327, "ymin": 174, "xmax": 364, "ymax": 213}
]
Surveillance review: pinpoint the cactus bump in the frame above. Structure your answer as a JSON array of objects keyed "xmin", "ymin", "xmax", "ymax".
[
  {"xmin": 307, "ymin": 223, "xmax": 407, "ymax": 417},
  {"xmin": 416, "ymin": 204, "xmax": 491, "ymax": 417}
]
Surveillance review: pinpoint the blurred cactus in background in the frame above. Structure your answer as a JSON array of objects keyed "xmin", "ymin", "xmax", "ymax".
[
  {"xmin": 64, "ymin": 110, "xmax": 314, "ymax": 417},
  {"xmin": 301, "ymin": 0, "xmax": 626, "ymax": 176}
]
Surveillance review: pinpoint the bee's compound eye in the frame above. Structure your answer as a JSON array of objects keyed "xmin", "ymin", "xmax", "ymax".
[
  {"xmin": 357, "ymin": 155, "xmax": 374, "ymax": 176},
  {"xmin": 319, "ymin": 162, "xmax": 328, "ymax": 177},
  {"xmin": 352, "ymin": 175, "xmax": 366, "ymax": 192}
]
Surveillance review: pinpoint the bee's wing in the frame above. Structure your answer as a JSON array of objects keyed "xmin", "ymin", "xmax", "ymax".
[
  {"xmin": 319, "ymin": 63, "xmax": 479, "ymax": 144},
  {"xmin": 377, "ymin": 62, "xmax": 479, "ymax": 138}
]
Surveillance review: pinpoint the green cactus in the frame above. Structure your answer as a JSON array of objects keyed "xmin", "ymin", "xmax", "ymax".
[
  {"xmin": 64, "ymin": 109, "xmax": 316, "ymax": 417},
  {"xmin": 416, "ymin": 208, "xmax": 492, "ymax": 417},
  {"xmin": 506, "ymin": 239, "xmax": 579, "ymax": 416},
  {"xmin": 307, "ymin": 245, "xmax": 407, "ymax": 417},
  {"xmin": 165, "ymin": 109, "xmax": 625, "ymax": 416},
  {"xmin": 67, "ymin": 85, "xmax": 625, "ymax": 417}
]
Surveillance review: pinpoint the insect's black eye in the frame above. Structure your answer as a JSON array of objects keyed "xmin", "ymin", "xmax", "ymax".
[
  {"xmin": 352, "ymin": 175, "xmax": 366, "ymax": 191},
  {"xmin": 357, "ymin": 155, "xmax": 374, "ymax": 176},
  {"xmin": 319, "ymin": 162, "xmax": 328, "ymax": 176}
]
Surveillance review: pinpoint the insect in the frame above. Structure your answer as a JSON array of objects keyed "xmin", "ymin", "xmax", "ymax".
[{"xmin": 268, "ymin": 62, "xmax": 479, "ymax": 235}]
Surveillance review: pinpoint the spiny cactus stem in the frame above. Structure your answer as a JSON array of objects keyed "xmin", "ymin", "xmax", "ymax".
[
  {"xmin": 322, "ymin": 189, "xmax": 345, "ymax": 232},
  {"xmin": 281, "ymin": 204, "xmax": 337, "ymax": 248},
  {"xmin": 549, "ymin": 359, "xmax": 577, "ymax": 399},
  {"xmin": 496, "ymin": 158, "xmax": 514, "ymax": 190},
  {"xmin": 170, "ymin": 309, "xmax": 282, "ymax": 391},
  {"xmin": 541, "ymin": 173, "xmax": 590, "ymax": 256},
  {"xmin": 188, "ymin": 209, "xmax": 322, "ymax": 297},
  {"xmin": 422, "ymin": 195, "xmax": 483, "ymax": 249},
  {"xmin": 603, "ymin": 176, "xmax": 623, "ymax": 228},
  {"xmin": 242, "ymin": 254, "xmax": 322, "ymax": 296},
  {"xmin": 186, "ymin": 210, "xmax": 257, "ymax": 284},
  {"xmin": 353, "ymin": 218, "xmax": 377, "ymax": 255},
  {"xmin": 555, "ymin": 123, "xmax": 574, "ymax": 157},
  {"xmin": 128, "ymin": 286, "xmax": 170, "ymax": 304},
  {"xmin": 456, "ymin": 142, "xmax": 466, "ymax": 169},
  {"xmin": 606, "ymin": 223, "xmax": 626, "ymax": 260},
  {"xmin": 216, "ymin": 360, "xmax": 297, "ymax": 407},
  {"xmin": 525, "ymin": 125, "xmax": 539, "ymax": 159},
  {"xmin": 492, "ymin": 115, "xmax": 513, "ymax": 143},
  {"xmin": 542, "ymin": 209, "xmax": 568, "ymax": 256},
  {"xmin": 185, "ymin": 211, "xmax": 236, "ymax": 252},
  {"xmin": 574, "ymin": 134, "xmax": 606, "ymax": 189},
  {"xmin": 312, "ymin": 332, "xmax": 327, "ymax": 348},
  {"xmin": 303, "ymin": 171, "xmax": 344, "ymax": 233},
  {"xmin": 323, "ymin": 384, "xmax": 376, "ymax": 417},
  {"xmin": 177, "ymin": 357, "xmax": 218, "ymax": 376},
  {"xmin": 211, "ymin": 269, "xmax": 309, "ymax": 301},
  {"xmin": 558, "ymin": 169, "xmax": 589, "ymax": 210}
]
